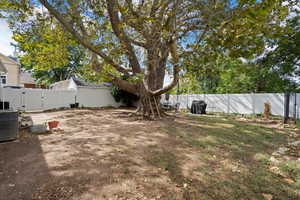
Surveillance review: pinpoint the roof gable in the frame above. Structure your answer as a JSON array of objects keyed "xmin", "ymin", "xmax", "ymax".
[
  {"xmin": 20, "ymin": 72, "xmax": 35, "ymax": 84},
  {"xmin": 0, "ymin": 53, "xmax": 18, "ymax": 65},
  {"xmin": 71, "ymin": 77, "xmax": 111, "ymax": 88}
]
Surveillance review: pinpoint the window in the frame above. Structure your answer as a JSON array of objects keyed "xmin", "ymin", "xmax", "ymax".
[{"xmin": 0, "ymin": 75, "xmax": 6, "ymax": 84}]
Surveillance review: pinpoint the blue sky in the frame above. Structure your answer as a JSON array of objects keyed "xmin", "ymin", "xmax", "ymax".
[
  {"xmin": 0, "ymin": 0, "xmax": 298, "ymax": 57},
  {"xmin": 0, "ymin": 18, "xmax": 14, "ymax": 56},
  {"xmin": 0, "ymin": 0, "xmax": 237, "ymax": 57}
]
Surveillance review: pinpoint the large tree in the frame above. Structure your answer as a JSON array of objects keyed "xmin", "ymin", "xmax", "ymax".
[
  {"xmin": 1, "ymin": 0, "xmax": 290, "ymax": 117},
  {"xmin": 261, "ymin": 7, "xmax": 300, "ymax": 92},
  {"xmin": 3, "ymin": 7, "xmax": 87, "ymax": 85}
]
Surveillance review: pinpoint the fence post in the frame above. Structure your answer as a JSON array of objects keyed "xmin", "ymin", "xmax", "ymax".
[
  {"xmin": 21, "ymin": 88, "xmax": 26, "ymax": 111},
  {"xmin": 284, "ymin": 93, "xmax": 290, "ymax": 124},
  {"xmin": 293, "ymin": 93, "xmax": 297, "ymax": 120},
  {"xmin": 252, "ymin": 93, "xmax": 255, "ymax": 115},
  {"xmin": 186, "ymin": 94, "xmax": 189, "ymax": 109},
  {"xmin": 227, "ymin": 93, "xmax": 230, "ymax": 114},
  {"xmin": 41, "ymin": 89, "xmax": 45, "ymax": 111}
]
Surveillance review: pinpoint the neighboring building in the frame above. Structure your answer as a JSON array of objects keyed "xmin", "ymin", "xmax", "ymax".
[
  {"xmin": 50, "ymin": 76, "xmax": 111, "ymax": 90},
  {"xmin": 0, "ymin": 53, "xmax": 43, "ymax": 88},
  {"xmin": 0, "ymin": 60, "xmax": 8, "ymax": 85},
  {"xmin": 0, "ymin": 53, "xmax": 20, "ymax": 86},
  {"xmin": 19, "ymin": 72, "xmax": 43, "ymax": 88}
]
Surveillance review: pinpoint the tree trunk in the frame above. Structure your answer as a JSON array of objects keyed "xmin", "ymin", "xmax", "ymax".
[{"xmin": 137, "ymin": 93, "xmax": 163, "ymax": 118}]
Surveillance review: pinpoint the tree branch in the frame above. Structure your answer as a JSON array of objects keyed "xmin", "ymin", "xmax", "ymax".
[
  {"xmin": 38, "ymin": 0, "xmax": 130, "ymax": 76},
  {"xmin": 110, "ymin": 75, "xmax": 139, "ymax": 95},
  {"xmin": 107, "ymin": 0, "xmax": 142, "ymax": 74}
]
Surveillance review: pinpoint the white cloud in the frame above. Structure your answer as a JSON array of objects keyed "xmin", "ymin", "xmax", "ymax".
[{"xmin": 0, "ymin": 19, "xmax": 14, "ymax": 56}]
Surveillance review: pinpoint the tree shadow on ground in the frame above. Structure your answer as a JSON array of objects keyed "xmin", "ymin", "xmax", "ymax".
[{"xmin": 0, "ymin": 130, "xmax": 51, "ymax": 200}]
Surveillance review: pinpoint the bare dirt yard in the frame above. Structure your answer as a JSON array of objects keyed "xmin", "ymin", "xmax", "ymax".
[{"xmin": 0, "ymin": 109, "xmax": 299, "ymax": 200}]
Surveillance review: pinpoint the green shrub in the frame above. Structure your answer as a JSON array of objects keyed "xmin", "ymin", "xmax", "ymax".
[{"xmin": 111, "ymin": 85, "xmax": 139, "ymax": 107}]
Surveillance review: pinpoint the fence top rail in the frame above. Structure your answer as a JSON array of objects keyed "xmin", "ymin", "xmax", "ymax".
[{"xmin": 168, "ymin": 93, "xmax": 288, "ymax": 96}]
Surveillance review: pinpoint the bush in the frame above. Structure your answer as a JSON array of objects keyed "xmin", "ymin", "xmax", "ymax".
[{"xmin": 111, "ymin": 85, "xmax": 139, "ymax": 107}]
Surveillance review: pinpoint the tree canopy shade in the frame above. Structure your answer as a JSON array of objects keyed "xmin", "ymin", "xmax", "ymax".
[{"xmin": 0, "ymin": 0, "xmax": 291, "ymax": 117}]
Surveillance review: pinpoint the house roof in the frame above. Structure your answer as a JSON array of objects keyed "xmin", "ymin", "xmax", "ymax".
[
  {"xmin": 72, "ymin": 77, "xmax": 112, "ymax": 88},
  {"xmin": 50, "ymin": 77, "xmax": 112, "ymax": 89},
  {"xmin": 0, "ymin": 60, "xmax": 7, "ymax": 73},
  {"xmin": 20, "ymin": 72, "xmax": 36, "ymax": 84},
  {"xmin": 0, "ymin": 53, "xmax": 19, "ymax": 65}
]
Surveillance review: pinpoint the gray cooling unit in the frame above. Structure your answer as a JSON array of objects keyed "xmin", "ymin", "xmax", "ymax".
[{"xmin": 0, "ymin": 111, "xmax": 19, "ymax": 142}]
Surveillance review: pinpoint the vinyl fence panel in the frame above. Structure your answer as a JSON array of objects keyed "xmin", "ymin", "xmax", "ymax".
[
  {"xmin": 42, "ymin": 89, "xmax": 76, "ymax": 110},
  {"xmin": 163, "ymin": 93, "xmax": 300, "ymax": 118},
  {"xmin": 253, "ymin": 93, "xmax": 284, "ymax": 116},
  {"xmin": 23, "ymin": 89, "xmax": 44, "ymax": 111},
  {"xmin": 0, "ymin": 88, "xmax": 23, "ymax": 111},
  {"xmin": 76, "ymin": 87, "xmax": 121, "ymax": 108}
]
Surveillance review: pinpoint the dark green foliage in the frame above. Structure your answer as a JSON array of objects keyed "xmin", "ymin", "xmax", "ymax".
[{"xmin": 111, "ymin": 85, "xmax": 139, "ymax": 107}]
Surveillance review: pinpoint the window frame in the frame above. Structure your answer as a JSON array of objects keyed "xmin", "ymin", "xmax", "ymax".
[{"xmin": 0, "ymin": 74, "xmax": 7, "ymax": 85}]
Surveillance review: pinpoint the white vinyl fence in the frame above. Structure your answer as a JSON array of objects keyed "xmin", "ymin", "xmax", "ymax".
[
  {"xmin": 162, "ymin": 93, "xmax": 300, "ymax": 118},
  {"xmin": 0, "ymin": 87, "xmax": 121, "ymax": 111},
  {"xmin": 76, "ymin": 87, "xmax": 121, "ymax": 108}
]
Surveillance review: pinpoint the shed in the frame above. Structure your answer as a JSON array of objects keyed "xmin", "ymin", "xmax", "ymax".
[{"xmin": 50, "ymin": 77, "xmax": 120, "ymax": 108}]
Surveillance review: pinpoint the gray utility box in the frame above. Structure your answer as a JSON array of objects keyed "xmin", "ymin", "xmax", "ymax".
[{"xmin": 0, "ymin": 111, "xmax": 19, "ymax": 142}]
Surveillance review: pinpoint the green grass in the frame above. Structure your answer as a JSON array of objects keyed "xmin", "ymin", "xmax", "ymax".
[{"xmin": 152, "ymin": 113, "xmax": 300, "ymax": 200}]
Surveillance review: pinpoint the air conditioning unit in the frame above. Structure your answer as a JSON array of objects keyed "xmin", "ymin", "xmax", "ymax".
[{"xmin": 0, "ymin": 111, "xmax": 19, "ymax": 142}]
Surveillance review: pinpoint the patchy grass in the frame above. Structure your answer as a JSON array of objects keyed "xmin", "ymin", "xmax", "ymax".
[
  {"xmin": 161, "ymin": 113, "xmax": 300, "ymax": 200},
  {"xmin": 1, "ymin": 109, "xmax": 299, "ymax": 200}
]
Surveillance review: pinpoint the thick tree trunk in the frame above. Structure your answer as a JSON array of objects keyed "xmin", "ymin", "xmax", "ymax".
[
  {"xmin": 137, "ymin": 93, "xmax": 163, "ymax": 118},
  {"xmin": 136, "ymin": 64, "xmax": 166, "ymax": 118}
]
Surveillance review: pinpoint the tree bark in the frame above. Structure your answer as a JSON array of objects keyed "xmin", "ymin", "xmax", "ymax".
[{"xmin": 136, "ymin": 87, "xmax": 164, "ymax": 119}]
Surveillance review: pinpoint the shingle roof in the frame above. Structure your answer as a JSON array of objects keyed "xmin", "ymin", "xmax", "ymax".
[
  {"xmin": 0, "ymin": 52, "xmax": 19, "ymax": 65},
  {"xmin": 72, "ymin": 77, "xmax": 112, "ymax": 88},
  {"xmin": 20, "ymin": 72, "xmax": 36, "ymax": 84}
]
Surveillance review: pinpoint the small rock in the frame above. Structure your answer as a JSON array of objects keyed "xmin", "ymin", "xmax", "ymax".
[
  {"xmin": 269, "ymin": 166, "xmax": 285, "ymax": 177},
  {"xmin": 269, "ymin": 156, "xmax": 280, "ymax": 164},
  {"xmin": 183, "ymin": 183, "xmax": 188, "ymax": 188},
  {"xmin": 288, "ymin": 141, "xmax": 300, "ymax": 147},
  {"xmin": 284, "ymin": 178, "xmax": 295, "ymax": 184},
  {"xmin": 30, "ymin": 124, "xmax": 48, "ymax": 134},
  {"xmin": 262, "ymin": 193, "xmax": 273, "ymax": 200},
  {"xmin": 8, "ymin": 184, "xmax": 15, "ymax": 187},
  {"xmin": 278, "ymin": 147, "xmax": 289, "ymax": 154}
]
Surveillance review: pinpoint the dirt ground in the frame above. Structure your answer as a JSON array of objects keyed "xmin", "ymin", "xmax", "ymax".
[{"xmin": 0, "ymin": 109, "xmax": 299, "ymax": 200}]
